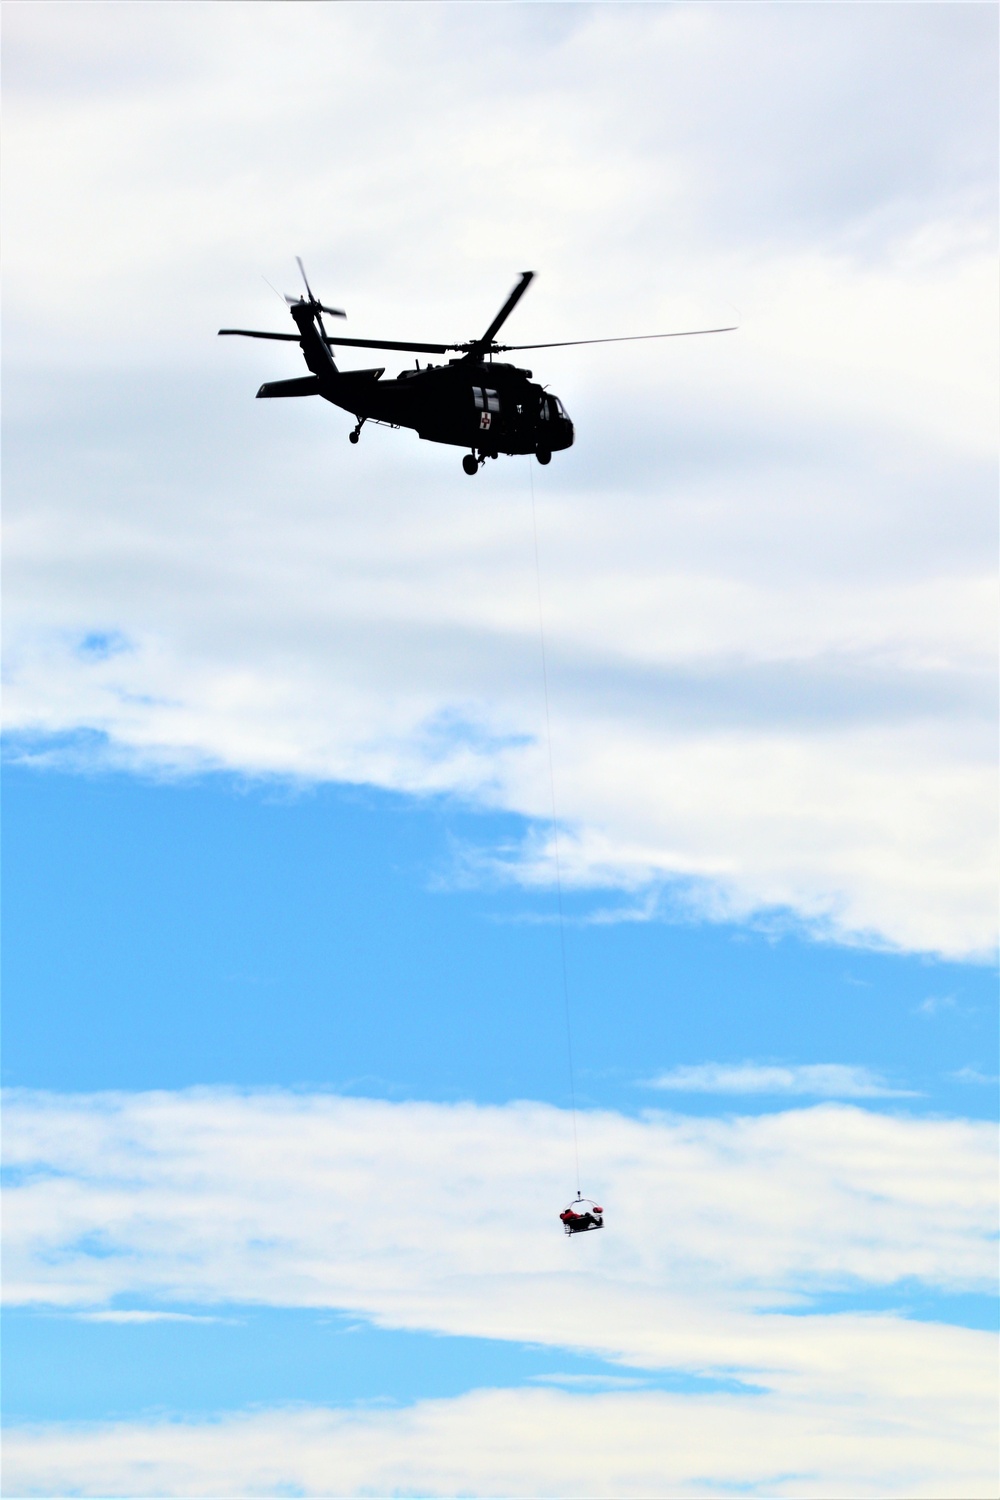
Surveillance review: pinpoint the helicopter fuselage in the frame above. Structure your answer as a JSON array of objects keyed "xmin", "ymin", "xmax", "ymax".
[
  {"xmin": 330, "ymin": 359, "xmax": 573, "ymax": 457},
  {"xmin": 268, "ymin": 300, "xmax": 574, "ymax": 461}
]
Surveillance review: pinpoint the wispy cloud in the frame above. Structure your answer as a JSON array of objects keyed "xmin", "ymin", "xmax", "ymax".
[
  {"xmin": 916, "ymin": 994, "xmax": 958, "ymax": 1017},
  {"xmin": 645, "ymin": 1062, "xmax": 916, "ymax": 1098},
  {"xmin": 73, "ymin": 1310, "xmax": 228, "ymax": 1325},
  {"xmin": 528, "ymin": 1373, "xmax": 650, "ymax": 1389},
  {"xmin": 4, "ymin": 1085, "xmax": 996, "ymax": 1496}
]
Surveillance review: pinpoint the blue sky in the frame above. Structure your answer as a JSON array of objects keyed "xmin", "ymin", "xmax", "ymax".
[
  {"xmin": 4, "ymin": 762, "xmax": 997, "ymax": 1493},
  {"xmin": 3, "ymin": 763, "xmax": 996, "ymax": 1113},
  {"xmin": 3, "ymin": 3, "xmax": 997, "ymax": 1496}
]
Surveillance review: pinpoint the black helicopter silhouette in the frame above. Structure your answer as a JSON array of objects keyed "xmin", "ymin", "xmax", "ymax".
[{"xmin": 220, "ymin": 261, "xmax": 736, "ymax": 475}]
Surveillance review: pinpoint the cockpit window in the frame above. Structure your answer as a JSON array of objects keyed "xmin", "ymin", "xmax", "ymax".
[{"xmin": 473, "ymin": 386, "xmax": 500, "ymax": 413}]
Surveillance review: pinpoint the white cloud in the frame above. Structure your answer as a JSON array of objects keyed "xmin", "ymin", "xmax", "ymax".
[
  {"xmin": 5, "ymin": 1380, "xmax": 999, "ymax": 1500},
  {"xmin": 5, "ymin": 1088, "xmax": 996, "ymax": 1344},
  {"xmin": 646, "ymin": 1062, "xmax": 915, "ymax": 1098},
  {"xmin": 3, "ymin": 2, "xmax": 997, "ymax": 956},
  {"xmin": 5, "ymin": 1087, "xmax": 996, "ymax": 1495}
]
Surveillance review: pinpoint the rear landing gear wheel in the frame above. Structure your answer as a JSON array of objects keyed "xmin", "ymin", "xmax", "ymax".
[
  {"xmin": 462, "ymin": 454, "xmax": 479, "ymax": 476},
  {"xmin": 348, "ymin": 431, "xmax": 360, "ymax": 444},
  {"xmin": 536, "ymin": 449, "xmax": 551, "ymax": 466}
]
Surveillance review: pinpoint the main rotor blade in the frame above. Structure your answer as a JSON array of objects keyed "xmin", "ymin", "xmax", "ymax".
[
  {"xmin": 319, "ymin": 303, "xmax": 347, "ymax": 318},
  {"xmin": 475, "ymin": 271, "xmax": 535, "ymax": 349},
  {"xmin": 496, "ymin": 324, "xmax": 738, "ymax": 352},
  {"xmin": 322, "ymin": 334, "xmax": 457, "ymax": 354},
  {"xmin": 219, "ymin": 329, "xmax": 301, "ymax": 340},
  {"xmin": 219, "ymin": 329, "xmax": 457, "ymax": 353},
  {"xmin": 219, "ymin": 324, "xmax": 737, "ymax": 354},
  {"xmin": 296, "ymin": 256, "xmax": 315, "ymax": 302}
]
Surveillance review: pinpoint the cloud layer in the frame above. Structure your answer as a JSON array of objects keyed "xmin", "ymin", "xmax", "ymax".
[
  {"xmin": 6, "ymin": 1380, "xmax": 999, "ymax": 1500},
  {"xmin": 4, "ymin": 1086, "xmax": 997, "ymax": 1496},
  {"xmin": 7, "ymin": 1088, "xmax": 996, "ymax": 1342},
  {"xmin": 4, "ymin": 1, "xmax": 997, "ymax": 954}
]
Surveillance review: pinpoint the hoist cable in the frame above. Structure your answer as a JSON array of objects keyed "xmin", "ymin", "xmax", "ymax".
[{"xmin": 528, "ymin": 460, "xmax": 581, "ymax": 1197}]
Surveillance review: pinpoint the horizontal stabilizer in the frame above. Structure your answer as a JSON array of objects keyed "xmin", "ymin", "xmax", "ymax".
[
  {"xmin": 256, "ymin": 376, "xmax": 322, "ymax": 399},
  {"xmin": 336, "ymin": 367, "xmax": 385, "ymax": 382}
]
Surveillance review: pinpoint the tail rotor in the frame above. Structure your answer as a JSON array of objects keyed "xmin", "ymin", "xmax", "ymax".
[{"xmin": 285, "ymin": 257, "xmax": 346, "ymax": 335}]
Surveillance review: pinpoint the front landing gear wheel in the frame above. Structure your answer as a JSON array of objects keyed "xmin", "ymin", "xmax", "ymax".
[
  {"xmin": 348, "ymin": 431, "xmax": 360, "ymax": 444},
  {"xmin": 536, "ymin": 449, "xmax": 551, "ymax": 466},
  {"xmin": 462, "ymin": 454, "xmax": 479, "ymax": 476}
]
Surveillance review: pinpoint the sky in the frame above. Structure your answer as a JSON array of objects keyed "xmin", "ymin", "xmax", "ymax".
[{"xmin": 2, "ymin": 2, "xmax": 997, "ymax": 1496}]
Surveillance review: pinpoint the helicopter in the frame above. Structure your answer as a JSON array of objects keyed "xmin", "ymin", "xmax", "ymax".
[{"xmin": 219, "ymin": 261, "xmax": 736, "ymax": 475}]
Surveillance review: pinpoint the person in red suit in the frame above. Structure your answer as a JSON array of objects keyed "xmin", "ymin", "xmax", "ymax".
[{"xmin": 559, "ymin": 1196, "xmax": 604, "ymax": 1234}]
